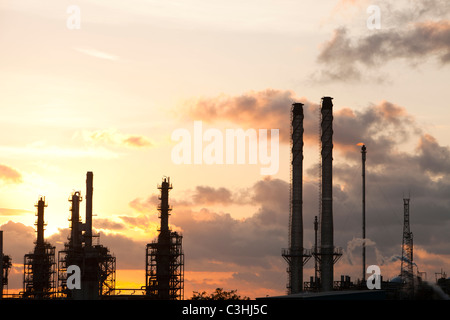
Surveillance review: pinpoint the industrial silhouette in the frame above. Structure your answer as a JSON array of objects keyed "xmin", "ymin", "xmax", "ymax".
[
  {"xmin": 145, "ymin": 177, "xmax": 184, "ymax": 300},
  {"xmin": 283, "ymin": 97, "xmax": 342, "ymax": 294},
  {"xmin": 0, "ymin": 97, "xmax": 449, "ymax": 300},
  {"xmin": 282, "ymin": 102, "xmax": 311, "ymax": 294},
  {"xmin": 57, "ymin": 172, "xmax": 116, "ymax": 299},
  {"xmin": 23, "ymin": 197, "xmax": 56, "ymax": 298}
]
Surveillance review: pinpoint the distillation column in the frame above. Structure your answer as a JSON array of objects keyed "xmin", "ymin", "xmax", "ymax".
[
  {"xmin": 157, "ymin": 178, "xmax": 171, "ymax": 300},
  {"xmin": 146, "ymin": 177, "xmax": 184, "ymax": 300},
  {"xmin": 23, "ymin": 197, "xmax": 56, "ymax": 299}
]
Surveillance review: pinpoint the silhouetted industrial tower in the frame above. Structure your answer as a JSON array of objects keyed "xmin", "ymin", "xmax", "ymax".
[
  {"xmin": 146, "ymin": 177, "xmax": 184, "ymax": 300},
  {"xmin": 0, "ymin": 231, "xmax": 12, "ymax": 299},
  {"xmin": 23, "ymin": 197, "xmax": 56, "ymax": 298},
  {"xmin": 282, "ymin": 103, "xmax": 311, "ymax": 294},
  {"xmin": 313, "ymin": 97, "xmax": 342, "ymax": 292},
  {"xmin": 400, "ymin": 197, "xmax": 414, "ymax": 296},
  {"xmin": 58, "ymin": 172, "xmax": 116, "ymax": 299}
]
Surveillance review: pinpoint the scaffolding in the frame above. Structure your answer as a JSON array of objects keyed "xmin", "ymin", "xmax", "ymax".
[
  {"xmin": 23, "ymin": 245, "xmax": 56, "ymax": 299},
  {"xmin": 57, "ymin": 245, "xmax": 116, "ymax": 298},
  {"xmin": 146, "ymin": 231, "xmax": 184, "ymax": 300}
]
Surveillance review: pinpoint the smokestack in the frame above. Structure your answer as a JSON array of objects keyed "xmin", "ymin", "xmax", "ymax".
[
  {"xmin": 290, "ymin": 102, "xmax": 304, "ymax": 293},
  {"xmin": 361, "ymin": 144, "xmax": 366, "ymax": 282},
  {"xmin": 282, "ymin": 103, "xmax": 308, "ymax": 293},
  {"xmin": 320, "ymin": 96, "xmax": 334, "ymax": 291},
  {"xmin": 85, "ymin": 171, "xmax": 93, "ymax": 248}
]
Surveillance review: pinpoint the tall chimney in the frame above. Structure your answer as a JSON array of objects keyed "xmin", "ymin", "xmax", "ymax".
[
  {"xmin": 290, "ymin": 102, "xmax": 304, "ymax": 293},
  {"xmin": 282, "ymin": 103, "xmax": 307, "ymax": 293},
  {"xmin": 361, "ymin": 144, "xmax": 367, "ymax": 282},
  {"xmin": 320, "ymin": 96, "xmax": 334, "ymax": 291},
  {"xmin": 85, "ymin": 171, "xmax": 93, "ymax": 248}
]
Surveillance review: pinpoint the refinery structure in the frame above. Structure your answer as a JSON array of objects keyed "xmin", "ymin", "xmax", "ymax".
[
  {"xmin": 280, "ymin": 97, "xmax": 449, "ymax": 300},
  {"xmin": 1, "ymin": 97, "xmax": 449, "ymax": 300},
  {"xmin": 0, "ymin": 173, "xmax": 184, "ymax": 300}
]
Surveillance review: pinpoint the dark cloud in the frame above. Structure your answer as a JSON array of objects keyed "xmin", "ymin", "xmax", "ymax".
[
  {"xmin": 94, "ymin": 218, "xmax": 126, "ymax": 231},
  {"xmin": 316, "ymin": 21, "xmax": 450, "ymax": 81},
  {"xmin": 192, "ymin": 186, "xmax": 233, "ymax": 205},
  {"xmin": 170, "ymin": 178, "xmax": 289, "ymax": 272},
  {"xmin": 316, "ymin": 0, "xmax": 450, "ymax": 81},
  {"xmin": 416, "ymin": 134, "xmax": 450, "ymax": 175}
]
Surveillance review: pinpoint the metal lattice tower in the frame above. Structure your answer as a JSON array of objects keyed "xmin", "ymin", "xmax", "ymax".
[
  {"xmin": 146, "ymin": 177, "xmax": 184, "ymax": 300},
  {"xmin": 400, "ymin": 198, "xmax": 414, "ymax": 296}
]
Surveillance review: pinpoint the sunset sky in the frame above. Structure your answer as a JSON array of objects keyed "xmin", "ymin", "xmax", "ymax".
[{"xmin": 1, "ymin": 0, "xmax": 450, "ymax": 298}]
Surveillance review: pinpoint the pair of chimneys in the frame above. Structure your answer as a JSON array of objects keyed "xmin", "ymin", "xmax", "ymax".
[{"xmin": 288, "ymin": 97, "xmax": 336, "ymax": 293}]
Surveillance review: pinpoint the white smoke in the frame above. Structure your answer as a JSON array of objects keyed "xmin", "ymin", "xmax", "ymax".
[
  {"xmin": 384, "ymin": 254, "xmax": 418, "ymax": 267},
  {"xmin": 343, "ymin": 237, "xmax": 388, "ymax": 267}
]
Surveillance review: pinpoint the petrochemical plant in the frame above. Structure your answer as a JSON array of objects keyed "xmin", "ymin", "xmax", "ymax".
[
  {"xmin": 0, "ymin": 173, "xmax": 184, "ymax": 300},
  {"xmin": 0, "ymin": 97, "xmax": 449, "ymax": 300}
]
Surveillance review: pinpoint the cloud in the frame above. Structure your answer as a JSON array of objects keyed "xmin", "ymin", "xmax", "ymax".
[
  {"xmin": 94, "ymin": 218, "xmax": 126, "ymax": 231},
  {"xmin": 0, "ymin": 164, "xmax": 23, "ymax": 184},
  {"xmin": 0, "ymin": 221, "xmax": 36, "ymax": 289},
  {"xmin": 315, "ymin": 0, "xmax": 450, "ymax": 81},
  {"xmin": 0, "ymin": 208, "xmax": 33, "ymax": 216},
  {"xmin": 180, "ymin": 89, "xmax": 422, "ymax": 154},
  {"xmin": 0, "ymin": 144, "xmax": 118, "ymax": 160},
  {"xmin": 80, "ymin": 128, "xmax": 152, "ymax": 148},
  {"xmin": 192, "ymin": 186, "xmax": 233, "ymax": 205},
  {"xmin": 182, "ymin": 89, "xmax": 321, "ymax": 144},
  {"xmin": 416, "ymin": 134, "xmax": 450, "ymax": 175},
  {"xmin": 75, "ymin": 47, "xmax": 120, "ymax": 61}
]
